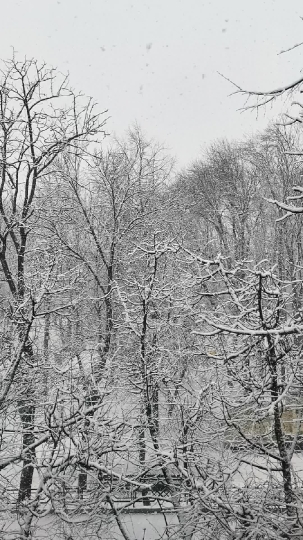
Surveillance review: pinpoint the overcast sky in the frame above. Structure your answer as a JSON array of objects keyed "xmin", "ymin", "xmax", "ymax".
[{"xmin": 1, "ymin": 0, "xmax": 303, "ymax": 166}]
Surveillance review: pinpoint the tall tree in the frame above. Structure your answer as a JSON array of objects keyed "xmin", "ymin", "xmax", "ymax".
[{"xmin": 0, "ymin": 57, "xmax": 106, "ymax": 508}]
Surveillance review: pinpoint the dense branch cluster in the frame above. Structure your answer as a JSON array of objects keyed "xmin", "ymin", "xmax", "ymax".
[{"xmin": 1, "ymin": 57, "xmax": 303, "ymax": 540}]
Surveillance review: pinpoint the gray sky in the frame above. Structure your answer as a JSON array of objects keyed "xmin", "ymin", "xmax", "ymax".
[{"xmin": 1, "ymin": 0, "xmax": 303, "ymax": 166}]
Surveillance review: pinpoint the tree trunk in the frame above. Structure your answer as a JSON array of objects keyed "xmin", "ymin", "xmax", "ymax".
[
  {"xmin": 17, "ymin": 402, "xmax": 36, "ymax": 503},
  {"xmin": 268, "ymin": 340, "xmax": 294, "ymax": 516}
]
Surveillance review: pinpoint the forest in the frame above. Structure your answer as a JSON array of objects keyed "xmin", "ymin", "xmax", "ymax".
[{"xmin": 1, "ymin": 57, "xmax": 303, "ymax": 539}]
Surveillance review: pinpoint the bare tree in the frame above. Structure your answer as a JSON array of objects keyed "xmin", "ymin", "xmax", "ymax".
[
  {"xmin": 0, "ymin": 56, "xmax": 106, "ymax": 516},
  {"xmin": 184, "ymin": 248, "xmax": 303, "ymax": 538}
]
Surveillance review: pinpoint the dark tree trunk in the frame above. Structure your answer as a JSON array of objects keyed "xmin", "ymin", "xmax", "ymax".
[
  {"xmin": 17, "ymin": 403, "xmax": 35, "ymax": 503},
  {"xmin": 138, "ymin": 418, "xmax": 150, "ymax": 506},
  {"xmin": 268, "ymin": 340, "xmax": 294, "ymax": 517},
  {"xmin": 78, "ymin": 470, "xmax": 87, "ymax": 500}
]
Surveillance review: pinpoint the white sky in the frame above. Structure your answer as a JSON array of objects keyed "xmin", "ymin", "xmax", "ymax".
[{"xmin": 1, "ymin": 0, "xmax": 303, "ymax": 166}]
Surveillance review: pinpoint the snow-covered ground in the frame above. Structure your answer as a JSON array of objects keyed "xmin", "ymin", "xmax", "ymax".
[
  {"xmin": 0, "ymin": 511, "xmax": 179, "ymax": 540},
  {"xmin": 2, "ymin": 452, "xmax": 303, "ymax": 539}
]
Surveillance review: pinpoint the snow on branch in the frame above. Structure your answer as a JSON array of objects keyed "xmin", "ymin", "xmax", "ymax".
[
  {"xmin": 194, "ymin": 318, "xmax": 303, "ymax": 337},
  {"xmin": 219, "ymin": 72, "xmax": 303, "ymax": 98},
  {"xmin": 266, "ymin": 187, "xmax": 303, "ymax": 220}
]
